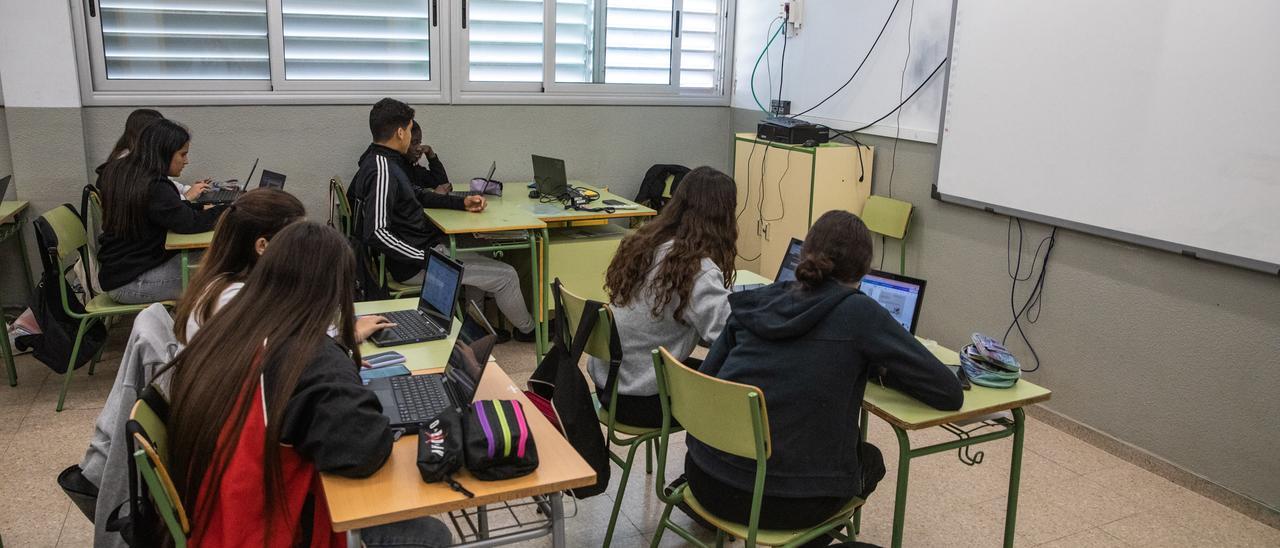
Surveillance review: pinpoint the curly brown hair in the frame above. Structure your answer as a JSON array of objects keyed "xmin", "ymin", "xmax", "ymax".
[{"xmin": 605, "ymin": 166, "xmax": 737, "ymax": 323}]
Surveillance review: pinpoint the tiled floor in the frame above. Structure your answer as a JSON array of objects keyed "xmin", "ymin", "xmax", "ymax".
[{"xmin": 1, "ymin": 330, "xmax": 1277, "ymax": 547}]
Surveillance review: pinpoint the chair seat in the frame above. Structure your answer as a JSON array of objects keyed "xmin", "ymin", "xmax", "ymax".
[
  {"xmin": 682, "ymin": 489, "xmax": 864, "ymax": 547},
  {"xmin": 85, "ymin": 294, "xmax": 172, "ymax": 315},
  {"xmin": 386, "ymin": 278, "xmax": 421, "ymax": 298},
  {"xmin": 593, "ymin": 393, "xmax": 661, "ymax": 437}
]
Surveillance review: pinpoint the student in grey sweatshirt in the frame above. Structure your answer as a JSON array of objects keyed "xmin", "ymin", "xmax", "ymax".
[{"xmin": 588, "ymin": 167, "xmax": 738, "ymax": 427}]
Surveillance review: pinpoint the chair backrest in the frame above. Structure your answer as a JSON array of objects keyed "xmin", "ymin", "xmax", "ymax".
[
  {"xmin": 861, "ymin": 195, "xmax": 913, "ymax": 240},
  {"xmin": 329, "ymin": 176, "xmax": 352, "ymax": 237},
  {"xmin": 557, "ymin": 283, "xmax": 613, "ymax": 362},
  {"xmin": 81, "ymin": 185, "xmax": 106, "ymax": 297},
  {"xmin": 38, "ymin": 204, "xmax": 88, "ymax": 266},
  {"xmin": 128, "ymin": 398, "xmax": 190, "ymax": 542},
  {"xmin": 653, "ymin": 347, "xmax": 770, "ymax": 460}
]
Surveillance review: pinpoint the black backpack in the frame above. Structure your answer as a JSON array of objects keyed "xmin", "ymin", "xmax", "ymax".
[
  {"xmin": 634, "ymin": 164, "xmax": 692, "ymax": 212},
  {"xmin": 21, "ymin": 206, "xmax": 108, "ymax": 374}
]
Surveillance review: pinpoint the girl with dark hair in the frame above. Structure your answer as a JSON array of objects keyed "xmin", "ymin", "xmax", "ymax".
[
  {"xmin": 167, "ymin": 222, "xmax": 450, "ymax": 547},
  {"xmin": 95, "ymin": 109, "xmax": 210, "ymax": 200},
  {"xmin": 686, "ymin": 210, "xmax": 964, "ymax": 533},
  {"xmin": 174, "ymin": 188, "xmax": 394, "ymax": 344},
  {"xmin": 592, "ymin": 166, "xmax": 738, "ymax": 427},
  {"xmin": 98, "ymin": 119, "xmax": 226, "ymax": 304}
]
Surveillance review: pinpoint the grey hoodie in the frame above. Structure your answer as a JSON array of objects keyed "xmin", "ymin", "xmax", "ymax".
[{"xmin": 588, "ymin": 241, "xmax": 731, "ymax": 396}]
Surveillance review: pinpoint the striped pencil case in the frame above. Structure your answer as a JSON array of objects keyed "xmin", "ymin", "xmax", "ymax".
[{"xmin": 463, "ymin": 399, "xmax": 540, "ymax": 481}]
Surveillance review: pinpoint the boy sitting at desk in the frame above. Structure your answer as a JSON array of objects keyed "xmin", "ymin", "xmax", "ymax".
[
  {"xmin": 405, "ymin": 120, "xmax": 452, "ymax": 194},
  {"xmin": 348, "ymin": 98, "xmax": 536, "ymax": 343}
]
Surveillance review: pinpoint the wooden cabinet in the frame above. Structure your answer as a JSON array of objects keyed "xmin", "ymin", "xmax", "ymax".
[{"xmin": 732, "ymin": 133, "xmax": 873, "ymax": 275}]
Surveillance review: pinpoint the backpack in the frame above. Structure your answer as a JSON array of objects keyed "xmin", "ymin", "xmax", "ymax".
[
  {"xmin": 523, "ymin": 279, "xmax": 616, "ymax": 498},
  {"xmin": 22, "ymin": 207, "xmax": 108, "ymax": 374}
]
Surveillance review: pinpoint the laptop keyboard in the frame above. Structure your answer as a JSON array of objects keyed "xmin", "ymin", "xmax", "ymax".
[
  {"xmin": 199, "ymin": 189, "xmax": 240, "ymax": 203},
  {"xmin": 391, "ymin": 375, "xmax": 450, "ymax": 422},
  {"xmin": 383, "ymin": 310, "xmax": 446, "ymax": 340}
]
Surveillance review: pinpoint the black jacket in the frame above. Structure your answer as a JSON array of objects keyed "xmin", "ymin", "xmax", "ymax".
[
  {"xmin": 275, "ymin": 339, "xmax": 393, "ymax": 477},
  {"xmin": 347, "ymin": 144, "xmax": 466, "ymax": 282},
  {"xmin": 687, "ymin": 280, "xmax": 964, "ymax": 498},
  {"xmin": 97, "ymin": 177, "xmax": 224, "ymax": 291},
  {"xmin": 407, "ymin": 154, "xmax": 450, "ymax": 191}
]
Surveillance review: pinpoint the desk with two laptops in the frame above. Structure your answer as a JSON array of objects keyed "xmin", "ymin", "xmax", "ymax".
[
  {"xmin": 330, "ymin": 258, "xmax": 596, "ymax": 547},
  {"xmin": 734, "ymin": 239, "xmax": 1050, "ymax": 548}
]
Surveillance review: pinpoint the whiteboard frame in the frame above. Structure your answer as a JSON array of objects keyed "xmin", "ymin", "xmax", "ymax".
[{"xmin": 931, "ymin": 0, "xmax": 1280, "ymax": 277}]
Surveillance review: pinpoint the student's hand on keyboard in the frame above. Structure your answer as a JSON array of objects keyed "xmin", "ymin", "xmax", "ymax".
[
  {"xmin": 185, "ymin": 180, "xmax": 211, "ymax": 200},
  {"xmin": 356, "ymin": 315, "xmax": 397, "ymax": 343},
  {"xmin": 464, "ymin": 195, "xmax": 487, "ymax": 212}
]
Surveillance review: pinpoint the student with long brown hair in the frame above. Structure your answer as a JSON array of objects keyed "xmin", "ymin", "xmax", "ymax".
[
  {"xmin": 591, "ymin": 166, "xmax": 738, "ymax": 427},
  {"xmin": 95, "ymin": 108, "xmax": 209, "ymax": 200},
  {"xmin": 686, "ymin": 210, "xmax": 964, "ymax": 533},
  {"xmin": 167, "ymin": 222, "xmax": 448, "ymax": 547},
  {"xmin": 98, "ymin": 119, "xmax": 225, "ymax": 304}
]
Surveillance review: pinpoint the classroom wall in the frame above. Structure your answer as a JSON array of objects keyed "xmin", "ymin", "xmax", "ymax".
[
  {"xmin": 80, "ymin": 105, "xmax": 730, "ymax": 229},
  {"xmin": 732, "ymin": 107, "xmax": 1280, "ymax": 511},
  {"xmin": 0, "ymin": 107, "xmax": 21, "ymax": 308}
]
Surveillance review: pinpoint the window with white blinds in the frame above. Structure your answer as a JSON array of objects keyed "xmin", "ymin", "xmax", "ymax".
[
  {"xmin": 466, "ymin": 0, "xmax": 544, "ymax": 83},
  {"xmin": 75, "ymin": 0, "xmax": 731, "ymax": 100},
  {"xmin": 281, "ymin": 0, "xmax": 433, "ymax": 81},
  {"xmin": 97, "ymin": 0, "xmax": 270, "ymax": 80}
]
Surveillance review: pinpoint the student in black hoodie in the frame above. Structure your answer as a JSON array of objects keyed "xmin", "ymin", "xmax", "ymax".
[
  {"xmin": 405, "ymin": 120, "xmax": 451, "ymax": 193},
  {"xmin": 98, "ymin": 119, "xmax": 226, "ymax": 304},
  {"xmin": 348, "ymin": 98, "xmax": 535, "ymax": 342},
  {"xmin": 685, "ymin": 210, "xmax": 964, "ymax": 533}
]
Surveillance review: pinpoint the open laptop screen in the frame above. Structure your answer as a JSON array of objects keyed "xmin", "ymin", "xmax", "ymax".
[
  {"xmin": 775, "ymin": 238, "xmax": 804, "ymax": 282},
  {"xmin": 420, "ymin": 251, "xmax": 462, "ymax": 324},
  {"xmin": 860, "ymin": 270, "xmax": 927, "ymax": 334}
]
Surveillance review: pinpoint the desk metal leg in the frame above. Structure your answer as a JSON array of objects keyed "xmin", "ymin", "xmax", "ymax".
[
  {"xmin": 890, "ymin": 425, "xmax": 912, "ymax": 548},
  {"xmin": 347, "ymin": 529, "xmax": 362, "ymax": 547},
  {"xmin": 528, "ymin": 231, "xmax": 545, "ymax": 360},
  {"xmin": 1003, "ymin": 407, "xmax": 1026, "ymax": 548},
  {"xmin": 549, "ymin": 492, "xmax": 565, "ymax": 548},
  {"xmin": 537, "ymin": 228, "xmax": 550, "ymax": 359},
  {"xmin": 180, "ymin": 250, "xmax": 190, "ymax": 289},
  {"xmin": 1, "ymin": 314, "xmax": 15, "ymax": 387}
]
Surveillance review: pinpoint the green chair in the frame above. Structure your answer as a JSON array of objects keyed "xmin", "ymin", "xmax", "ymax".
[
  {"xmin": 329, "ymin": 176, "xmax": 353, "ymax": 238},
  {"xmin": 649, "ymin": 348, "xmax": 863, "ymax": 547},
  {"xmin": 80, "ymin": 184, "xmax": 107, "ymax": 298},
  {"xmin": 34, "ymin": 205, "xmax": 171, "ymax": 411},
  {"xmin": 558, "ymin": 284, "xmax": 668, "ymax": 547},
  {"xmin": 377, "ymin": 254, "xmax": 424, "ymax": 299},
  {"xmin": 861, "ymin": 195, "xmax": 914, "ymax": 274},
  {"xmin": 128, "ymin": 395, "xmax": 190, "ymax": 547}
]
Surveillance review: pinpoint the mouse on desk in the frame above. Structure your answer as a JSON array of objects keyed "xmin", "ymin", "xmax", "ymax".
[{"xmin": 528, "ymin": 189, "xmax": 539, "ymax": 199}]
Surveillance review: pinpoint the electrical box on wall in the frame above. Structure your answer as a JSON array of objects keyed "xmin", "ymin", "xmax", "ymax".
[{"xmin": 783, "ymin": 0, "xmax": 804, "ymax": 36}]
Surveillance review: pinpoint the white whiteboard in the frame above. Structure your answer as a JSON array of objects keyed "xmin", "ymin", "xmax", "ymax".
[
  {"xmin": 935, "ymin": 0, "xmax": 1280, "ymax": 273},
  {"xmin": 731, "ymin": 0, "xmax": 953, "ymax": 143}
]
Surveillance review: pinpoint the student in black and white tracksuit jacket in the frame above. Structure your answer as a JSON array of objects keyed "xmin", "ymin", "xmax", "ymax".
[{"xmin": 346, "ymin": 98, "xmax": 535, "ymax": 342}]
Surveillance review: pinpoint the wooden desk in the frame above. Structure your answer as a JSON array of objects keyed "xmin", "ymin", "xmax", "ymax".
[
  {"xmin": 354, "ymin": 298, "xmax": 461, "ymax": 371},
  {"xmin": 424, "ymin": 204, "xmax": 547, "ymax": 358},
  {"xmin": 164, "ymin": 230, "xmax": 214, "ymax": 288},
  {"xmin": 321, "ymin": 363, "xmax": 596, "ymax": 547},
  {"xmin": 1, "ymin": 200, "xmax": 33, "ymax": 387},
  {"xmin": 733, "ymin": 269, "xmax": 1049, "ymax": 548}
]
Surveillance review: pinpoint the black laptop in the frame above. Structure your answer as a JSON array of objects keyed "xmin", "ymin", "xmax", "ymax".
[
  {"xmin": 531, "ymin": 155, "xmax": 569, "ymax": 198},
  {"xmin": 368, "ymin": 248, "xmax": 465, "ymax": 347},
  {"xmin": 368, "ymin": 300, "xmax": 498, "ymax": 431},
  {"xmin": 258, "ymin": 169, "xmax": 286, "ymax": 190},
  {"xmin": 733, "ymin": 237, "xmax": 804, "ymax": 292},
  {"xmin": 195, "ymin": 158, "xmax": 258, "ymax": 204}
]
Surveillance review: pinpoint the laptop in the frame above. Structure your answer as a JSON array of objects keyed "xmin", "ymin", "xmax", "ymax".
[
  {"xmin": 195, "ymin": 158, "xmax": 258, "ymax": 204},
  {"xmin": 258, "ymin": 169, "xmax": 286, "ymax": 190},
  {"xmin": 531, "ymin": 155, "xmax": 569, "ymax": 198},
  {"xmin": 367, "ymin": 300, "xmax": 498, "ymax": 431},
  {"xmin": 733, "ymin": 237, "xmax": 804, "ymax": 292},
  {"xmin": 368, "ymin": 248, "xmax": 465, "ymax": 347},
  {"xmin": 860, "ymin": 270, "xmax": 927, "ymax": 334},
  {"xmin": 449, "ymin": 161, "xmax": 495, "ymax": 198}
]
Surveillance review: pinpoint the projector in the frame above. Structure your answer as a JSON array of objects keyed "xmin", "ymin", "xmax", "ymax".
[{"xmin": 756, "ymin": 117, "xmax": 829, "ymax": 145}]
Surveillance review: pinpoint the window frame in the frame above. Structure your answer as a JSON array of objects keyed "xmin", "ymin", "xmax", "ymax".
[
  {"xmin": 69, "ymin": 0, "xmax": 734, "ymax": 106},
  {"xmin": 541, "ymin": 0, "xmax": 681, "ymax": 96}
]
